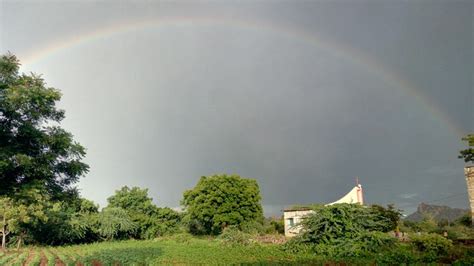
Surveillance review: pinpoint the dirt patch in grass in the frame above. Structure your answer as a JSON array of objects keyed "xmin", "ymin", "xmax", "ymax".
[
  {"xmin": 55, "ymin": 256, "xmax": 65, "ymax": 266},
  {"xmin": 39, "ymin": 251, "xmax": 48, "ymax": 266},
  {"xmin": 23, "ymin": 249, "xmax": 35, "ymax": 266},
  {"xmin": 91, "ymin": 259, "xmax": 102, "ymax": 266}
]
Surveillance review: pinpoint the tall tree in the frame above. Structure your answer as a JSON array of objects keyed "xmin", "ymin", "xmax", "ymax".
[
  {"xmin": 182, "ymin": 174, "xmax": 263, "ymax": 235},
  {"xmin": 0, "ymin": 53, "xmax": 89, "ymax": 197},
  {"xmin": 460, "ymin": 134, "xmax": 474, "ymax": 225}
]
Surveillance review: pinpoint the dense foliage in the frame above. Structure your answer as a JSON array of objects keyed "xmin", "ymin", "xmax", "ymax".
[
  {"xmin": 182, "ymin": 174, "xmax": 264, "ymax": 235},
  {"xmin": 106, "ymin": 186, "xmax": 182, "ymax": 239},
  {"xmin": 283, "ymin": 204, "xmax": 400, "ymax": 258},
  {"xmin": 410, "ymin": 233, "xmax": 453, "ymax": 262},
  {"xmin": 0, "ymin": 54, "xmax": 89, "ymax": 198}
]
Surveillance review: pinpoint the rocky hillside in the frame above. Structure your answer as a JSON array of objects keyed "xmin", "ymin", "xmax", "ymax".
[{"xmin": 405, "ymin": 203, "xmax": 469, "ymax": 222}]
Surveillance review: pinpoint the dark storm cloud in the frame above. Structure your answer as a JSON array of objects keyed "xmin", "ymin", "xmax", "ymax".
[{"xmin": 1, "ymin": 0, "xmax": 472, "ymax": 215}]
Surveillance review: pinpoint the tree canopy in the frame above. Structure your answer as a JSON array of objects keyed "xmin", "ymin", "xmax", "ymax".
[
  {"xmin": 107, "ymin": 186, "xmax": 182, "ymax": 239},
  {"xmin": 0, "ymin": 53, "xmax": 89, "ymax": 198},
  {"xmin": 182, "ymin": 174, "xmax": 264, "ymax": 235},
  {"xmin": 459, "ymin": 134, "xmax": 474, "ymax": 164},
  {"xmin": 107, "ymin": 186, "xmax": 156, "ymax": 215}
]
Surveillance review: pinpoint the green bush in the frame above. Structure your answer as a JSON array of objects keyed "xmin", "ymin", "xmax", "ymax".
[
  {"xmin": 182, "ymin": 174, "xmax": 264, "ymax": 235},
  {"xmin": 282, "ymin": 204, "xmax": 402, "ymax": 259},
  {"xmin": 263, "ymin": 217, "xmax": 285, "ymax": 235},
  {"xmin": 314, "ymin": 231, "xmax": 397, "ymax": 259},
  {"xmin": 282, "ymin": 237, "xmax": 313, "ymax": 254},
  {"xmin": 217, "ymin": 227, "xmax": 254, "ymax": 245},
  {"xmin": 410, "ymin": 233, "xmax": 453, "ymax": 262},
  {"xmin": 443, "ymin": 225, "xmax": 474, "ymax": 240},
  {"xmin": 375, "ymin": 243, "xmax": 418, "ymax": 264},
  {"xmin": 240, "ymin": 220, "xmax": 264, "ymax": 234},
  {"xmin": 455, "ymin": 213, "xmax": 472, "ymax": 227},
  {"xmin": 293, "ymin": 204, "xmax": 394, "ymax": 245},
  {"xmin": 417, "ymin": 215, "xmax": 439, "ymax": 233}
]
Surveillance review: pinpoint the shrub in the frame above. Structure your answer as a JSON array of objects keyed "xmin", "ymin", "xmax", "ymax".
[
  {"xmin": 263, "ymin": 217, "xmax": 285, "ymax": 235},
  {"xmin": 443, "ymin": 225, "xmax": 474, "ymax": 240},
  {"xmin": 375, "ymin": 243, "xmax": 418, "ymax": 264},
  {"xmin": 455, "ymin": 213, "xmax": 472, "ymax": 227},
  {"xmin": 240, "ymin": 220, "xmax": 264, "ymax": 234},
  {"xmin": 313, "ymin": 231, "xmax": 397, "ymax": 259},
  {"xmin": 282, "ymin": 204, "xmax": 400, "ymax": 259},
  {"xmin": 410, "ymin": 233, "xmax": 453, "ymax": 262},
  {"xmin": 295, "ymin": 204, "xmax": 393, "ymax": 245},
  {"xmin": 418, "ymin": 214, "xmax": 439, "ymax": 233},
  {"xmin": 369, "ymin": 204, "xmax": 402, "ymax": 232},
  {"xmin": 282, "ymin": 237, "xmax": 313, "ymax": 254},
  {"xmin": 217, "ymin": 227, "xmax": 254, "ymax": 245}
]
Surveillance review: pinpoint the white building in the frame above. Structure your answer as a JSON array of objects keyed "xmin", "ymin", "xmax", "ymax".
[{"xmin": 283, "ymin": 183, "xmax": 364, "ymax": 237}]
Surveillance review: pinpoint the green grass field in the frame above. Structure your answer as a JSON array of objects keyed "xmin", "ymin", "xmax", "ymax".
[{"xmin": 0, "ymin": 237, "xmax": 321, "ymax": 265}]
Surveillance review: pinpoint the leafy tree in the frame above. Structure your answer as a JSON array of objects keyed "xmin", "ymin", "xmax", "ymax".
[
  {"xmin": 0, "ymin": 184, "xmax": 55, "ymax": 249},
  {"xmin": 107, "ymin": 186, "xmax": 182, "ymax": 239},
  {"xmin": 94, "ymin": 207, "xmax": 136, "ymax": 240},
  {"xmin": 459, "ymin": 134, "xmax": 474, "ymax": 163},
  {"xmin": 28, "ymin": 197, "xmax": 100, "ymax": 245},
  {"xmin": 107, "ymin": 186, "xmax": 156, "ymax": 215},
  {"xmin": 182, "ymin": 174, "xmax": 264, "ymax": 235},
  {"xmin": 0, "ymin": 53, "xmax": 89, "ymax": 198},
  {"xmin": 141, "ymin": 207, "xmax": 183, "ymax": 239},
  {"xmin": 0, "ymin": 196, "xmax": 17, "ymax": 249}
]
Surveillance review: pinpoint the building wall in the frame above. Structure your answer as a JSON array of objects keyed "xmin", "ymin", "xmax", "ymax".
[
  {"xmin": 283, "ymin": 210, "xmax": 314, "ymax": 237},
  {"xmin": 465, "ymin": 166, "xmax": 474, "ymax": 225}
]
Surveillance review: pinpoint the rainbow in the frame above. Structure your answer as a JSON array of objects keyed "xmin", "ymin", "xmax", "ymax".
[{"xmin": 19, "ymin": 16, "xmax": 466, "ymax": 137}]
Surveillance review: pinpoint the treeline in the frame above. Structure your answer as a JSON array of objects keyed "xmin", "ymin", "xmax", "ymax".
[{"xmin": 0, "ymin": 173, "xmax": 281, "ymax": 248}]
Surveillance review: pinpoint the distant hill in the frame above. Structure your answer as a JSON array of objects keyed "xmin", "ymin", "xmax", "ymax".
[{"xmin": 404, "ymin": 203, "xmax": 469, "ymax": 222}]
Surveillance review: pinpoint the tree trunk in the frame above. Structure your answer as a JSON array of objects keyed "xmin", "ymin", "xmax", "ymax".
[
  {"xmin": 16, "ymin": 232, "xmax": 22, "ymax": 250},
  {"xmin": 464, "ymin": 165, "xmax": 474, "ymax": 226},
  {"xmin": 1, "ymin": 230, "xmax": 5, "ymax": 250},
  {"xmin": 1, "ymin": 216, "xmax": 5, "ymax": 250}
]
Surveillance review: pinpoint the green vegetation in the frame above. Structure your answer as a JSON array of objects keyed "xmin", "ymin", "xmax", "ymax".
[
  {"xmin": 0, "ymin": 238, "xmax": 319, "ymax": 265},
  {"xmin": 0, "ymin": 234, "xmax": 471, "ymax": 265},
  {"xmin": 410, "ymin": 233, "xmax": 453, "ymax": 262},
  {"xmin": 0, "ymin": 52, "xmax": 473, "ymax": 264},
  {"xmin": 281, "ymin": 204, "xmax": 474, "ymax": 263},
  {"xmin": 283, "ymin": 204, "xmax": 400, "ymax": 257},
  {"xmin": 106, "ymin": 186, "xmax": 182, "ymax": 239},
  {"xmin": 182, "ymin": 174, "xmax": 264, "ymax": 235}
]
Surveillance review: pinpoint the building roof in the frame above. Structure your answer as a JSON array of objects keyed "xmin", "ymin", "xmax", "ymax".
[{"xmin": 283, "ymin": 207, "xmax": 313, "ymax": 212}]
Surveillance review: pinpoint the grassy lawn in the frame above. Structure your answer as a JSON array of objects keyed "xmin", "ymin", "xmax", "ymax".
[{"xmin": 0, "ymin": 237, "xmax": 322, "ymax": 265}]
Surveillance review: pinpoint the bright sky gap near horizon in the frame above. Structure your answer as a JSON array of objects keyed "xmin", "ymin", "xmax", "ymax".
[{"xmin": 0, "ymin": 0, "xmax": 472, "ymax": 215}]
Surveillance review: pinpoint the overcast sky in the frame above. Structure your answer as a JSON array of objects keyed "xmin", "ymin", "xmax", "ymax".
[{"xmin": 1, "ymin": 0, "xmax": 472, "ymax": 215}]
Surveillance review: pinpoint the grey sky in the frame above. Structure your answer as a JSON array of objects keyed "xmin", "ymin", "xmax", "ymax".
[{"xmin": 1, "ymin": 0, "xmax": 472, "ymax": 215}]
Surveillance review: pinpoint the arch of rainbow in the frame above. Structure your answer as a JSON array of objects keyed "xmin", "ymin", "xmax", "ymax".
[{"xmin": 20, "ymin": 16, "xmax": 465, "ymax": 137}]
